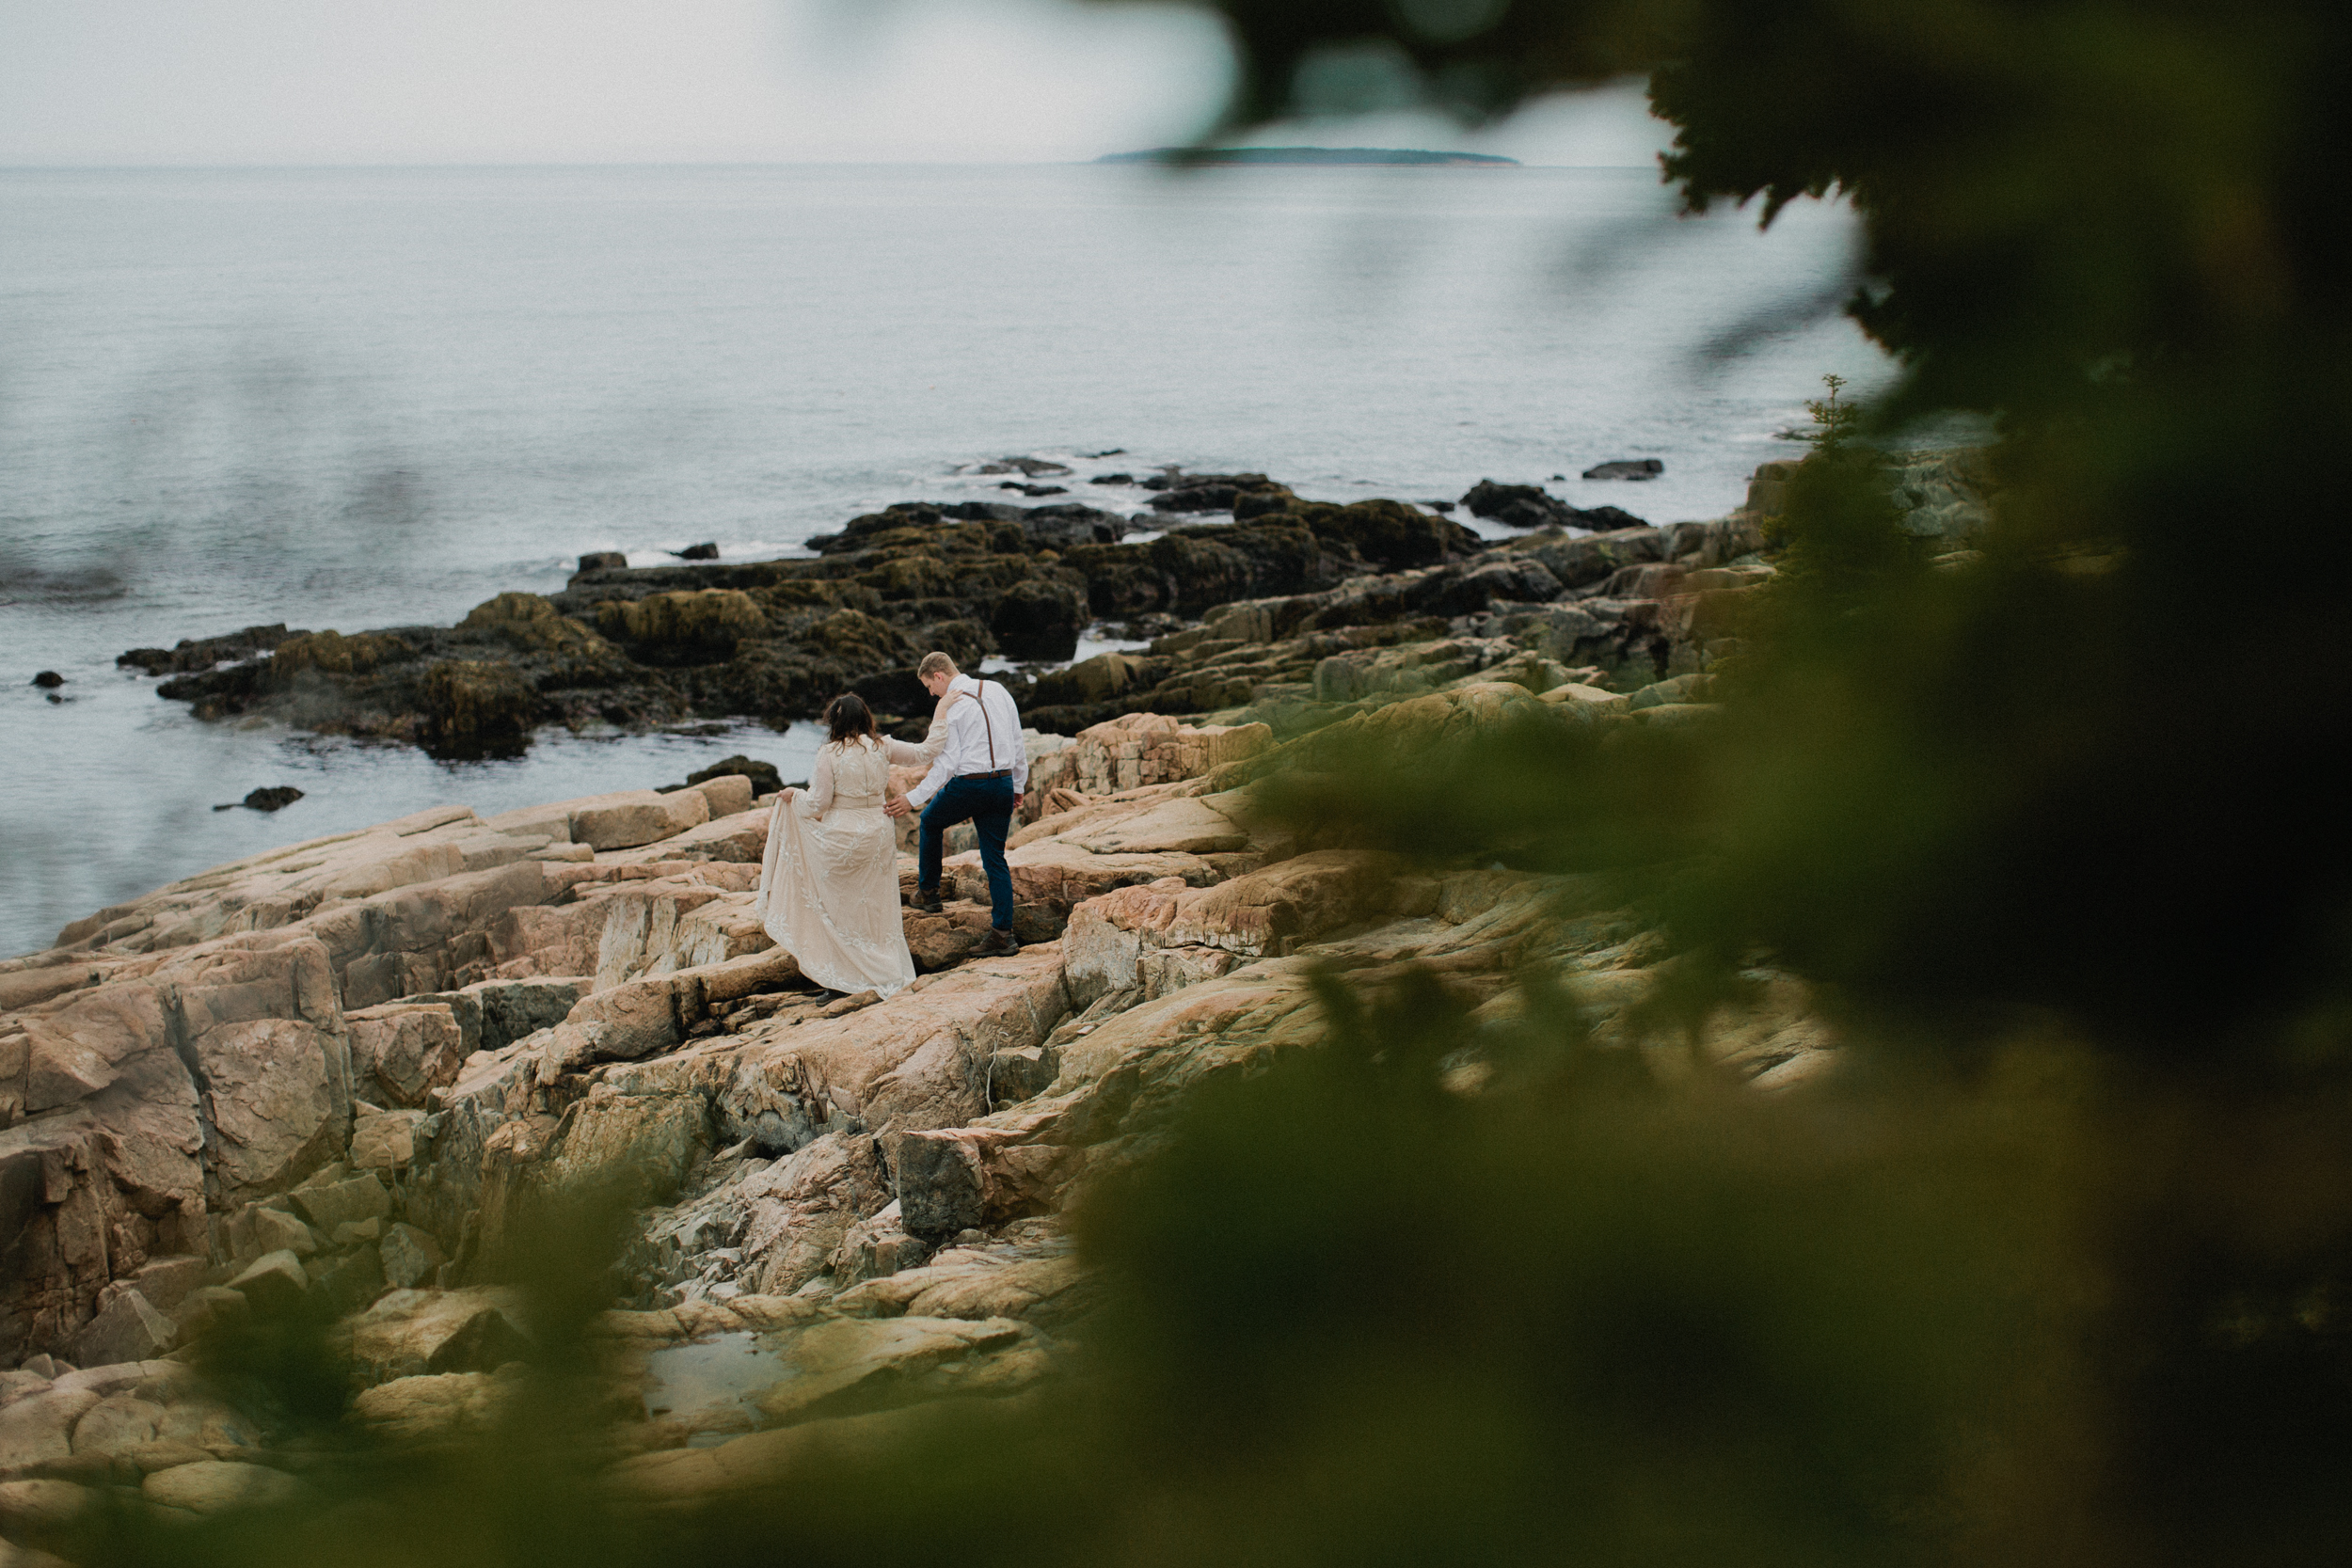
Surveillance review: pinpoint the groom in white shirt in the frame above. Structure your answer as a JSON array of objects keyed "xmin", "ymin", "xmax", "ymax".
[{"xmin": 883, "ymin": 651, "xmax": 1028, "ymax": 956}]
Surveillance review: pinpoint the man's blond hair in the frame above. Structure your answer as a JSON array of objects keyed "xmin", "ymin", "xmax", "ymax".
[{"xmin": 915, "ymin": 651, "xmax": 958, "ymax": 680}]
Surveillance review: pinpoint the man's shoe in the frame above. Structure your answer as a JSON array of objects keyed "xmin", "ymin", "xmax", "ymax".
[
  {"xmin": 911, "ymin": 887, "xmax": 943, "ymax": 915},
  {"xmin": 977, "ymin": 927, "xmax": 1019, "ymax": 957}
]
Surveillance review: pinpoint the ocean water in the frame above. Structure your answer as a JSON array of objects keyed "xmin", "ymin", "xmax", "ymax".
[{"xmin": 0, "ymin": 163, "xmax": 1887, "ymax": 958}]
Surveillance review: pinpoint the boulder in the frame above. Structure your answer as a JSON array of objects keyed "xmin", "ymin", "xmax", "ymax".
[
  {"xmin": 380, "ymin": 1223, "xmax": 447, "ymax": 1290},
  {"xmin": 734, "ymin": 1132, "xmax": 892, "ymax": 1297},
  {"xmin": 140, "ymin": 1459, "xmax": 309, "ymax": 1514},
  {"xmin": 346, "ymin": 1290, "xmax": 533, "ymax": 1383},
  {"xmin": 1581, "ymin": 458, "xmax": 1663, "ymax": 480},
  {"xmin": 234, "ymin": 1205, "xmax": 318, "ymax": 1260},
  {"xmin": 571, "ymin": 790, "xmax": 711, "ymax": 852},
  {"xmin": 888, "ymin": 1129, "xmax": 1071, "ymax": 1240},
  {"xmin": 834, "ymin": 1203, "xmax": 932, "ymax": 1286},
  {"xmin": 421, "ymin": 659, "xmax": 538, "ymax": 752},
  {"xmin": 1461, "ymin": 479, "xmax": 1571, "ymax": 530},
  {"xmin": 350, "ymin": 1367, "xmax": 524, "ymax": 1443},
  {"xmin": 685, "ymin": 773, "xmax": 755, "ymax": 818},
  {"xmin": 59, "ymin": 1390, "xmax": 151, "ymax": 1454},
  {"xmin": 990, "ymin": 579, "xmax": 1087, "ymax": 661},
  {"xmin": 121, "ymin": 1255, "xmax": 206, "ymax": 1312},
  {"xmin": 0, "ymin": 1478, "xmax": 92, "ymax": 1532},
  {"xmin": 190, "ymin": 1016, "xmax": 346, "ymax": 1204},
  {"xmin": 1030, "ymin": 650, "xmax": 1154, "ymax": 709},
  {"xmin": 687, "ymin": 753, "xmax": 785, "ymax": 797},
  {"xmin": 225, "ymin": 1251, "xmax": 308, "ymax": 1317},
  {"xmin": 596, "ymin": 588, "xmax": 764, "ymax": 657},
  {"xmin": 350, "ymin": 1103, "xmax": 424, "ymax": 1173},
  {"xmin": 68, "ymin": 1288, "xmax": 176, "ymax": 1366},
  {"xmin": 347, "ymin": 1003, "xmax": 469, "ymax": 1108},
  {"xmin": 288, "ymin": 1172, "xmax": 391, "ymax": 1231},
  {"xmin": 0, "ymin": 1387, "xmax": 102, "ymax": 1474},
  {"xmin": 170, "ymin": 1287, "xmax": 251, "ymax": 1342}
]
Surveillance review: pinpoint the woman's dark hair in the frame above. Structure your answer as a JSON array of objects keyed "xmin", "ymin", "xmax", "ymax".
[{"xmin": 823, "ymin": 692, "xmax": 877, "ymax": 745}]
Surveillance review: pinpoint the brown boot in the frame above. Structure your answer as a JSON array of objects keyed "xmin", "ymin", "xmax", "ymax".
[
  {"xmin": 977, "ymin": 927, "xmax": 1019, "ymax": 957},
  {"xmin": 911, "ymin": 886, "xmax": 943, "ymax": 914}
]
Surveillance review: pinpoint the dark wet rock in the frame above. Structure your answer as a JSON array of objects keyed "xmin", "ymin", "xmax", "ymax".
[
  {"xmin": 596, "ymin": 589, "xmax": 766, "ymax": 664},
  {"xmin": 578, "ymin": 550, "xmax": 628, "ymax": 571},
  {"xmin": 1582, "ymin": 458, "xmax": 1664, "ymax": 480},
  {"xmin": 993, "ymin": 580, "xmax": 1089, "ymax": 661},
  {"xmin": 118, "ymin": 624, "xmax": 295, "ymax": 676},
  {"xmin": 1018, "ymin": 504, "xmax": 1132, "ymax": 551},
  {"xmin": 1294, "ymin": 499, "xmax": 1484, "ymax": 571},
  {"xmin": 1462, "ymin": 480, "xmax": 1649, "ymax": 532},
  {"xmin": 1231, "ymin": 486, "xmax": 1299, "ymax": 520},
  {"xmin": 421, "ymin": 660, "xmax": 538, "ymax": 756},
  {"xmin": 119, "ymin": 464, "xmax": 1753, "ymax": 759},
  {"xmin": 1032, "ymin": 650, "xmax": 1166, "ymax": 709},
  {"xmin": 687, "ymin": 753, "xmax": 784, "ymax": 797},
  {"xmin": 850, "ymin": 665, "xmax": 932, "ymax": 716},
  {"xmin": 1461, "ymin": 480, "xmax": 1571, "ymax": 529},
  {"xmin": 1089, "ymin": 471, "xmax": 1136, "ymax": 485},
  {"xmin": 1406, "ymin": 557, "xmax": 1566, "ymax": 619},
  {"xmin": 244, "ymin": 786, "xmax": 305, "ymax": 812},
  {"xmin": 1145, "ymin": 470, "xmax": 1288, "ymax": 515},
  {"xmin": 673, "ymin": 542, "xmax": 720, "ymax": 561},
  {"xmin": 1425, "ymin": 500, "xmax": 1457, "ymax": 513},
  {"xmin": 974, "ymin": 457, "xmax": 1072, "ymax": 477},
  {"xmin": 999, "ymin": 483, "xmax": 1068, "ymax": 498},
  {"xmin": 31, "ymin": 670, "xmax": 64, "ymax": 688}
]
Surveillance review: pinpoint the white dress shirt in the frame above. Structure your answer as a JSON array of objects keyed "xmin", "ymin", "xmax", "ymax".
[{"xmin": 889, "ymin": 674, "xmax": 1027, "ymax": 807}]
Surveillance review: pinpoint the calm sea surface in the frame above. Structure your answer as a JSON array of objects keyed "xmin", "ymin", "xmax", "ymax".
[{"xmin": 0, "ymin": 163, "xmax": 1886, "ymax": 958}]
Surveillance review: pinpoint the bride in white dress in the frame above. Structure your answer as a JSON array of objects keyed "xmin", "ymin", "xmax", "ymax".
[{"xmin": 752, "ymin": 693, "xmax": 918, "ymax": 998}]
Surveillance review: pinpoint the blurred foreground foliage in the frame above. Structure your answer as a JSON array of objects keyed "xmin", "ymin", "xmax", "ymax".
[
  {"xmin": 48, "ymin": 978, "xmax": 2352, "ymax": 1565},
  {"xmin": 27, "ymin": 3, "xmax": 2352, "ymax": 1562}
]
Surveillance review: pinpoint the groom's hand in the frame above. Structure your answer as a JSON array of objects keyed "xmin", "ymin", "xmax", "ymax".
[{"xmin": 884, "ymin": 798, "xmax": 911, "ymax": 818}]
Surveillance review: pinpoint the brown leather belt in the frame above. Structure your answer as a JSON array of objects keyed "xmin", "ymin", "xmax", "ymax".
[{"xmin": 961, "ymin": 769, "xmax": 1013, "ymax": 781}]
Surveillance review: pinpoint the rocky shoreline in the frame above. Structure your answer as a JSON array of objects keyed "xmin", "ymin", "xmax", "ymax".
[
  {"xmin": 0, "ymin": 451, "xmax": 1987, "ymax": 1544},
  {"xmin": 112, "ymin": 456, "xmax": 1988, "ymax": 761}
]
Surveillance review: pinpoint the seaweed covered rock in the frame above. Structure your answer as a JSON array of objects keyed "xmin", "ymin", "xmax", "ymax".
[
  {"xmin": 421, "ymin": 660, "xmax": 538, "ymax": 753},
  {"xmin": 596, "ymin": 589, "xmax": 766, "ymax": 662},
  {"xmin": 992, "ymin": 580, "xmax": 1088, "ymax": 661},
  {"xmin": 116, "ymin": 466, "xmax": 1772, "ymax": 759},
  {"xmin": 272, "ymin": 629, "xmax": 417, "ymax": 680}
]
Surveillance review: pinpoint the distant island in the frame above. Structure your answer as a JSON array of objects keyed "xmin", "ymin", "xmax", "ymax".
[{"xmin": 1097, "ymin": 147, "xmax": 1520, "ymax": 167}]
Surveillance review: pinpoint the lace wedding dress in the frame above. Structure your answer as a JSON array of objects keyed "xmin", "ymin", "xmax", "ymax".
[{"xmin": 752, "ymin": 736, "xmax": 916, "ymax": 997}]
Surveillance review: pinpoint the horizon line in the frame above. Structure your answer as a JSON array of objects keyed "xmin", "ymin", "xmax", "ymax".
[{"xmin": 0, "ymin": 156, "xmax": 1663, "ymax": 173}]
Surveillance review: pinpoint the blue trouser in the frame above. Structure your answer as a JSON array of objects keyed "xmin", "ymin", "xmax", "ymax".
[{"xmin": 918, "ymin": 774, "xmax": 1016, "ymax": 929}]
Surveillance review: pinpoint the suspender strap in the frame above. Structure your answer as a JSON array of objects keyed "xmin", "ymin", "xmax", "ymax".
[{"xmin": 951, "ymin": 680, "xmax": 1002, "ymax": 770}]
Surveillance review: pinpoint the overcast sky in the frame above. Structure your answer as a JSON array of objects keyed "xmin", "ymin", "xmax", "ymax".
[{"xmin": 0, "ymin": 0, "xmax": 1672, "ymax": 166}]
